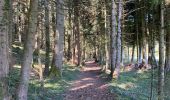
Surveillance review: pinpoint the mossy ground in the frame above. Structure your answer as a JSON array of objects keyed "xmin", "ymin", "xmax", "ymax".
[
  {"xmin": 0, "ymin": 64, "xmax": 80, "ymax": 100},
  {"xmin": 110, "ymin": 69, "xmax": 170, "ymax": 100}
]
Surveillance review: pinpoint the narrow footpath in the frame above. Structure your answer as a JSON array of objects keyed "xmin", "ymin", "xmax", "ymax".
[{"xmin": 63, "ymin": 61, "xmax": 116, "ymax": 100}]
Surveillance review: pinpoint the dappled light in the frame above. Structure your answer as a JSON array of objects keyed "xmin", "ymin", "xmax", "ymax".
[{"xmin": 0, "ymin": 0, "xmax": 170, "ymax": 100}]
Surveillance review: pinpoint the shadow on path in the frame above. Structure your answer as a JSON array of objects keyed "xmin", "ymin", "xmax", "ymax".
[{"xmin": 63, "ymin": 61, "xmax": 116, "ymax": 100}]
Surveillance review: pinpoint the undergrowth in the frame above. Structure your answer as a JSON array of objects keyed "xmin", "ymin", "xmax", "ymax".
[
  {"xmin": 110, "ymin": 69, "xmax": 170, "ymax": 100},
  {"xmin": 28, "ymin": 64, "xmax": 80, "ymax": 100},
  {"xmin": 0, "ymin": 64, "xmax": 79, "ymax": 100},
  {"xmin": 110, "ymin": 70, "xmax": 157, "ymax": 100}
]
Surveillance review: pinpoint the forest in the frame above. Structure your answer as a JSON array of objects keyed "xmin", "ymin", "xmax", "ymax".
[{"xmin": 0, "ymin": 0, "xmax": 170, "ymax": 100}]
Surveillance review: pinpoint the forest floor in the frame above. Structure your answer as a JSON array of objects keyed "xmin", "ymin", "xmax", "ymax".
[{"xmin": 63, "ymin": 61, "xmax": 116, "ymax": 100}]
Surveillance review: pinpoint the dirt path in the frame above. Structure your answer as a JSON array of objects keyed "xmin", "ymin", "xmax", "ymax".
[{"xmin": 63, "ymin": 61, "xmax": 116, "ymax": 100}]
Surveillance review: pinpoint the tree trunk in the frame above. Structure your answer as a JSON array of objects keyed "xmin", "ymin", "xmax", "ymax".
[
  {"xmin": 44, "ymin": 0, "xmax": 50, "ymax": 75},
  {"xmin": 104, "ymin": 1, "xmax": 110, "ymax": 72},
  {"xmin": 7, "ymin": 0, "xmax": 14, "ymax": 70},
  {"xmin": 67, "ymin": 34, "xmax": 71, "ymax": 61},
  {"xmin": 0, "ymin": 0, "xmax": 10, "ymax": 100},
  {"xmin": 165, "ymin": 1, "xmax": 170, "ymax": 72},
  {"xmin": 67, "ymin": 0, "xmax": 72, "ymax": 62},
  {"xmin": 113, "ymin": 0, "xmax": 122, "ymax": 79},
  {"xmin": 158, "ymin": 1, "xmax": 165, "ymax": 100},
  {"xmin": 72, "ymin": 29, "xmax": 76, "ymax": 64},
  {"xmin": 55, "ymin": 0, "xmax": 64, "ymax": 76},
  {"xmin": 128, "ymin": 46, "xmax": 130, "ymax": 62},
  {"xmin": 131, "ymin": 44, "xmax": 135, "ymax": 63},
  {"xmin": 17, "ymin": 0, "xmax": 38, "ymax": 99},
  {"xmin": 73, "ymin": 0, "xmax": 81, "ymax": 66},
  {"xmin": 110, "ymin": 0, "xmax": 117, "ymax": 78},
  {"xmin": 141, "ymin": 0, "xmax": 147, "ymax": 63}
]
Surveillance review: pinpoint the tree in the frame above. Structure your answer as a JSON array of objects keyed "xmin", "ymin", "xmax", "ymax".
[
  {"xmin": 110, "ymin": 0, "xmax": 117, "ymax": 78},
  {"xmin": 44, "ymin": 0, "xmax": 50, "ymax": 75},
  {"xmin": 73, "ymin": 0, "xmax": 81, "ymax": 66},
  {"xmin": 158, "ymin": 0, "xmax": 165, "ymax": 99},
  {"xmin": 54, "ymin": 0, "xmax": 64, "ymax": 76},
  {"xmin": 114, "ymin": 0, "xmax": 123, "ymax": 78},
  {"xmin": 165, "ymin": 0, "xmax": 170, "ymax": 72},
  {"xmin": 0, "ymin": 1, "xmax": 10, "ymax": 99},
  {"xmin": 17, "ymin": 0, "xmax": 39, "ymax": 99},
  {"xmin": 104, "ymin": 0, "xmax": 110, "ymax": 72}
]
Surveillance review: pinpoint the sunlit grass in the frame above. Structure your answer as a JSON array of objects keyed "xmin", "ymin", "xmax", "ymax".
[
  {"xmin": 28, "ymin": 64, "xmax": 80, "ymax": 100},
  {"xmin": 0, "ymin": 63, "xmax": 79, "ymax": 100},
  {"xmin": 110, "ymin": 70, "xmax": 158, "ymax": 100}
]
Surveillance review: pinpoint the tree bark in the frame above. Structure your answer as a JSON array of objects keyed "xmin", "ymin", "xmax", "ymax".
[
  {"xmin": 17, "ymin": 0, "xmax": 38, "ymax": 99},
  {"xmin": 131, "ymin": 44, "xmax": 135, "ymax": 63},
  {"xmin": 113, "ymin": 0, "xmax": 122, "ymax": 79},
  {"xmin": 7, "ymin": 0, "xmax": 14, "ymax": 70},
  {"xmin": 158, "ymin": 1, "xmax": 165, "ymax": 100},
  {"xmin": 111, "ymin": 0, "xmax": 117, "ymax": 78},
  {"xmin": 73, "ymin": 0, "xmax": 81, "ymax": 66},
  {"xmin": 165, "ymin": 1, "xmax": 170, "ymax": 72},
  {"xmin": 44, "ymin": 0, "xmax": 50, "ymax": 75},
  {"xmin": 55, "ymin": 0, "xmax": 64, "ymax": 76},
  {"xmin": 0, "ymin": 0, "xmax": 10, "ymax": 100},
  {"xmin": 104, "ymin": 1, "xmax": 110, "ymax": 72}
]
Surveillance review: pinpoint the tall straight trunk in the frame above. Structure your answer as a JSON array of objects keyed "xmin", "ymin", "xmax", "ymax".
[
  {"xmin": 44, "ymin": 0, "xmax": 50, "ymax": 75},
  {"xmin": 121, "ymin": 6, "xmax": 125, "ymax": 65},
  {"xmin": 82, "ymin": 35, "xmax": 86, "ymax": 60},
  {"xmin": 67, "ymin": 34, "xmax": 71, "ymax": 61},
  {"xmin": 67, "ymin": 2, "xmax": 72, "ymax": 61},
  {"xmin": 158, "ymin": 1, "xmax": 165, "ymax": 100},
  {"xmin": 8, "ymin": 0, "xmax": 14, "ymax": 70},
  {"xmin": 128, "ymin": 46, "xmax": 130, "ymax": 62},
  {"xmin": 0, "ymin": 1, "xmax": 10, "ymax": 100},
  {"xmin": 135, "ymin": 0, "xmax": 139, "ymax": 64},
  {"xmin": 141, "ymin": 0, "xmax": 147, "ymax": 63},
  {"xmin": 72, "ymin": 29, "xmax": 76, "ymax": 64},
  {"xmin": 73, "ymin": 0, "xmax": 81, "ymax": 66},
  {"xmin": 55, "ymin": 0, "xmax": 64, "ymax": 76},
  {"xmin": 165, "ymin": 1, "xmax": 170, "ymax": 72},
  {"xmin": 113, "ymin": 0, "xmax": 122, "ymax": 78},
  {"xmin": 17, "ymin": 0, "xmax": 38, "ymax": 100},
  {"xmin": 139, "ymin": 41, "xmax": 142, "ymax": 63},
  {"xmin": 131, "ymin": 43, "xmax": 135, "ymax": 63},
  {"xmin": 104, "ymin": 1, "xmax": 110, "ymax": 72},
  {"xmin": 111, "ymin": 0, "xmax": 117, "ymax": 78}
]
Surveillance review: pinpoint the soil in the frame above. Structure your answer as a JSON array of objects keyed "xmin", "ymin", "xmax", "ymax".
[{"xmin": 63, "ymin": 61, "xmax": 116, "ymax": 100}]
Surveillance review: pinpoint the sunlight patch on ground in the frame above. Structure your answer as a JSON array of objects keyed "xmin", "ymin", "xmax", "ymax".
[
  {"xmin": 70, "ymin": 83, "xmax": 94, "ymax": 91},
  {"xmin": 112, "ymin": 82, "xmax": 136, "ymax": 90},
  {"xmin": 81, "ymin": 77, "xmax": 94, "ymax": 81},
  {"xmin": 98, "ymin": 84, "xmax": 108, "ymax": 89}
]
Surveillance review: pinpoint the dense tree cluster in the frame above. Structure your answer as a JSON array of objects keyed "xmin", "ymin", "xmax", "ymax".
[{"xmin": 0, "ymin": 0, "xmax": 169, "ymax": 100}]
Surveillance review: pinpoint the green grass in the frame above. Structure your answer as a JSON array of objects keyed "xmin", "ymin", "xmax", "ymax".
[
  {"xmin": 0, "ymin": 64, "xmax": 79, "ymax": 100},
  {"xmin": 110, "ymin": 70, "xmax": 158, "ymax": 100},
  {"xmin": 28, "ymin": 64, "xmax": 80, "ymax": 100},
  {"xmin": 3, "ymin": 43, "xmax": 80, "ymax": 100}
]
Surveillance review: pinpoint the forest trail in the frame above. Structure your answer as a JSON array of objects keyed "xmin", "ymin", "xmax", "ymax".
[{"xmin": 63, "ymin": 61, "xmax": 116, "ymax": 100}]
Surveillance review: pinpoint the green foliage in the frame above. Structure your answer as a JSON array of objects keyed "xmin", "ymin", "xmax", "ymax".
[
  {"xmin": 150, "ymin": 0, "xmax": 161, "ymax": 8},
  {"xmin": 49, "ymin": 66, "xmax": 62, "ymax": 78},
  {"xmin": 8, "ymin": 68, "xmax": 20, "ymax": 99},
  {"xmin": 0, "ymin": 67, "xmax": 20, "ymax": 99},
  {"xmin": 12, "ymin": 45, "xmax": 24, "ymax": 64}
]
